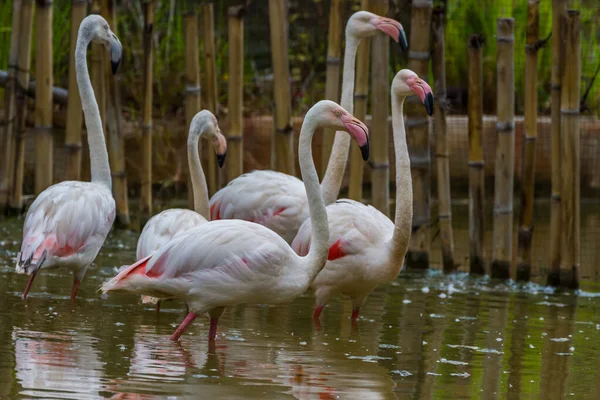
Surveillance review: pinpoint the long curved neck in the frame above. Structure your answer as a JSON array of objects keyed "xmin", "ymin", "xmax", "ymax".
[
  {"xmin": 187, "ymin": 134, "xmax": 210, "ymax": 218},
  {"xmin": 300, "ymin": 117, "xmax": 330, "ymax": 281},
  {"xmin": 76, "ymin": 28, "xmax": 112, "ymax": 188},
  {"xmin": 387, "ymin": 95, "xmax": 413, "ymax": 260},
  {"xmin": 320, "ymin": 35, "xmax": 359, "ymax": 204}
]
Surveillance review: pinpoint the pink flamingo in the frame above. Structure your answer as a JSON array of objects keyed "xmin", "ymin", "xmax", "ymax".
[
  {"xmin": 101, "ymin": 100, "xmax": 370, "ymax": 341},
  {"xmin": 292, "ymin": 70, "xmax": 434, "ymax": 323},
  {"xmin": 209, "ymin": 11, "xmax": 406, "ymax": 244},
  {"xmin": 135, "ymin": 110, "xmax": 226, "ymax": 308},
  {"xmin": 16, "ymin": 15, "xmax": 122, "ymax": 300}
]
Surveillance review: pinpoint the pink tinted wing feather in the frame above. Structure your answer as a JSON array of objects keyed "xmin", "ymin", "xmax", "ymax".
[
  {"xmin": 209, "ymin": 170, "xmax": 309, "ymax": 243},
  {"xmin": 18, "ymin": 181, "xmax": 115, "ymax": 270}
]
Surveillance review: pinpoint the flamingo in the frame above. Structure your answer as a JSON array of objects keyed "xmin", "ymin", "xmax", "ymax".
[
  {"xmin": 100, "ymin": 100, "xmax": 370, "ymax": 341},
  {"xmin": 292, "ymin": 69, "xmax": 434, "ymax": 324},
  {"xmin": 15, "ymin": 15, "xmax": 122, "ymax": 300},
  {"xmin": 209, "ymin": 11, "xmax": 406, "ymax": 244},
  {"xmin": 135, "ymin": 110, "xmax": 226, "ymax": 309}
]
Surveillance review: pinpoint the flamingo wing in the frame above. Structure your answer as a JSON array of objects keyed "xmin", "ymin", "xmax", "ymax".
[
  {"xmin": 292, "ymin": 199, "xmax": 394, "ymax": 259},
  {"xmin": 136, "ymin": 209, "xmax": 207, "ymax": 259},
  {"xmin": 17, "ymin": 181, "xmax": 116, "ymax": 273},
  {"xmin": 209, "ymin": 170, "xmax": 309, "ymax": 243},
  {"xmin": 103, "ymin": 220, "xmax": 301, "ymax": 306}
]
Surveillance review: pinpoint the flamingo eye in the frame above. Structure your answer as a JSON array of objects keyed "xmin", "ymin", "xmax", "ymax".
[{"xmin": 104, "ymin": 24, "xmax": 109, "ymax": 31}]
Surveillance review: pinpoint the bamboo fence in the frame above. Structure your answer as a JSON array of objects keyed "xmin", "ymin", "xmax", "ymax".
[
  {"xmin": 200, "ymin": 3, "xmax": 219, "ymax": 194},
  {"xmin": 9, "ymin": 0, "xmax": 34, "ymax": 212},
  {"xmin": 321, "ymin": 0, "xmax": 343, "ymax": 177},
  {"xmin": 0, "ymin": 0, "xmax": 22, "ymax": 212},
  {"xmin": 348, "ymin": 0, "xmax": 371, "ymax": 201},
  {"xmin": 405, "ymin": 0, "xmax": 433, "ymax": 269},
  {"xmin": 558, "ymin": 10, "xmax": 581, "ymax": 289},
  {"xmin": 268, "ymin": 0, "xmax": 294, "ymax": 176},
  {"xmin": 548, "ymin": 0, "xmax": 566, "ymax": 284},
  {"xmin": 516, "ymin": 0, "xmax": 540, "ymax": 281},
  {"xmin": 491, "ymin": 18, "xmax": 515, "ymax": 280},
  {"xmin": 369, "ymin": 0, "xmax": 390, "ymax": 216},
  {"xmin": 468, "ymin": 34, "xmax": 485, "ymax": 275},
  {"xmin": 431, "ymin": 7, "xmax": 456, "ymax": 273},
  {"xmin": 64, "ymin": 0, "xmax": 87, "ymax": 181},
  {"xmin": 140, "ymin": 0, "xmax": 154, "ymax": 227},
  {"xmin": 226, "ymin": 5, "xmax": 245, "ymax": 181}
]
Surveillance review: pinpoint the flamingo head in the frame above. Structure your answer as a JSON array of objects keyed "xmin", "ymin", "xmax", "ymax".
[
  {"xmin": 190, "ymin": 110, "xmax": 227, "ymax": 167},
  {"xmin": 393, "ymin": 69, "xmax": 434, "ymax": 116},
  {"xmin": 315, "ymin": 100, "xmax": 370, "ymax": 161},
  {"xmin": 84, "ymin": 15, "xmax": 122, "ymax": 74},
  {"xmin": 347, "ymin": 11, "xmax": 408, "ymax": 53}
]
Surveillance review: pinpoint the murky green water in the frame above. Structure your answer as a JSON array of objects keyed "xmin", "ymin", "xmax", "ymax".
[{"xmin": 2, "ymin": 215, "xmax": 600, "ymax": 399}]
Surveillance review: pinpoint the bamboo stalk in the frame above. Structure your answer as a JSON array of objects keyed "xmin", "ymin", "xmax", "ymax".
[
  {"xmin": 34, "ymin": 0, "xmax": 54, "ymax": 195},
  {"xmin": 558, "ymin": 10, "xmax": 580, "ymax": 289},
  {"xmin": 320, "ymin": 0, "xmax": 343, "ymax": 177},
  {"xmin": 201, "ymin": 3, "xmax": 219, "ymax": 194},
  {"xmin": 183, "ymin": 11, "xmax": 201, "ymax": 207},
  {"xmin": 369, "ymin": 0, "xmax": 389, "ymax": 216},
  {"xmin": 468, "ymin": 34, "xmax": 485, "ymax": 275},
  {"xmin": 226, "ymin": 5, "xmax": 245, "ymax": 182},
  {"xmin": 491, "ymin": 18, "xmax": 515, "ymax": 280},
  {"xmin": 348, "ymin": 0, "xmax": 371, "ymax": 201},
  {"xmin": 64, "ymin": 0, "xmax": 87, "ymax": 181},
  {"xmin": 0, "ymin": 0, "xmax": 22, "ymax": 212},
  {"xmin": 405, "ymin": 0, "xmax": 433, "ymax": 269},
  {"xmin": 431, "ymin": 7, "xmax": 455, "ymax": 273},
  {"xmin": 269, "ymin": 0, "xmax": 295, "ymax": 176},
  {"xmin": 9, "ymin": 0, "xmax": 34, "ymax": 213},
  {"xmin": 548, "ymin": 0, "xmax": 566, "ymax": 286},
  {"xmin": 516, "ymin": 0, "xmax": 540, "ymax": 281},
  {"xmin": 140, "ymin": 0, "xmax": 154, "ymax": 227},
  {"xmin": 103, "ymin": 0, "xmax": 129, "ymax": 227}
]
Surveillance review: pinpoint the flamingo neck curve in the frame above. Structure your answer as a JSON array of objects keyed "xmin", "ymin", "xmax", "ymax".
[
  {"xmin": 75, "ymin": 20, "xmax": 112, "ymax": 189},
  {"xmin": 320, "ymin": 35, "xmax": 360, "ymax": 205}
]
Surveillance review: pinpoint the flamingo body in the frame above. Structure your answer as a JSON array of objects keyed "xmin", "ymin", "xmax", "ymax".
[
  {"xmin": 293, "ymin": 199, "xmax": 396, "ymax": 309},
  {"xmin": 16, "ymin": 181, "xmax": 115, "ymax": 296},
  {"xmin": 210, "ymin": 170, "xmax": 309, "ymax": 244}
]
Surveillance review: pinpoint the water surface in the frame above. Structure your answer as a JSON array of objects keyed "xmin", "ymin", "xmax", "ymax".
[{"xmin": 1, "ymin": 215, "xmax": 600, "ymax": 399}]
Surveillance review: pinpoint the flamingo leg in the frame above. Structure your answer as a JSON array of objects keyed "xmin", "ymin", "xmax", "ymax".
[
  {"xmin": 208, "ymin": 307, "xmax": 225, "ymax": 341},
  {"xmin": 23, "ymin": 272, "xmax": 38, "ymax": 300},
  {"xmin": 71, "ymin": 278, "xmax": 81, "ymax": 300},
  {"xmin": 313, "ymin": 306, "xmax": 324, "ymax": 330},
  {"xmin": 351, "ymin": 307, "xmax": 360, "ymax": 320},
  {"xmin": 170, "ymin": 312, "xmax": 198, "ymax": 341},
  {"xmin": 156, "ymin": 300, "xmax": 161, "ymax": 313}
]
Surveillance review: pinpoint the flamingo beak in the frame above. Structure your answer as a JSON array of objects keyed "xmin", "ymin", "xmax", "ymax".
[
  {"xmin": 341, "ymin": 115, "xmax": 370, "ymax": 161},
  {"xmin": 217, "ymin": 152, "xmax": 227, "ymax": 168},
  {"xmin": 109, "ymin": 32, "xmax": 122, "ymax": 75},
  {"xmin": 374, "ymin": 18, "xmax": 408, "ymax": 53},
  {"xmin": 408, "ymin": 78, "xmax": 434, "ymax": 116}
]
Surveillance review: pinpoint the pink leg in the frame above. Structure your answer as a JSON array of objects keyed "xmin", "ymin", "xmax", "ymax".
[
  {"xmin": 351, "ymin": 307, "xmax": 360, "ymax": 320},
  {"xmin": 208, "ymin": 318, "xmax": 219, "ymax": 341},
  {"xmin": 170, "ymin": 312, "xmax": 198, "ymax": 341},
  {"xmin": 313, "ymin": 305, "xmax": 324, "ymax": 320},
  {"xmin": 23, "ymin": 272, "xmax": 38, "ymax": 300},
  {"xmin": 71, "ymin": 279, "xmax": 81, "ymax": 300}
]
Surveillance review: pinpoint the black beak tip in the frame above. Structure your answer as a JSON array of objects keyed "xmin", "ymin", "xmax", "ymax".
[
  {"xmin": 398, "ymin": 30, "xmax": 408, "ymax": 53},
  {"xmin": 424, "ymin": 93, "xmax": 434, "ymax": 116},
  {"xmin": 111, "ymin": 59, "xmax": 121, "ymax": 75},
  {"xmin": 217, "ymin": 152, "xmax": 227, "ymax": 168},
  {"xmin": 360, "ymin": 141, "xmax": 370, "ymax": 161}
]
